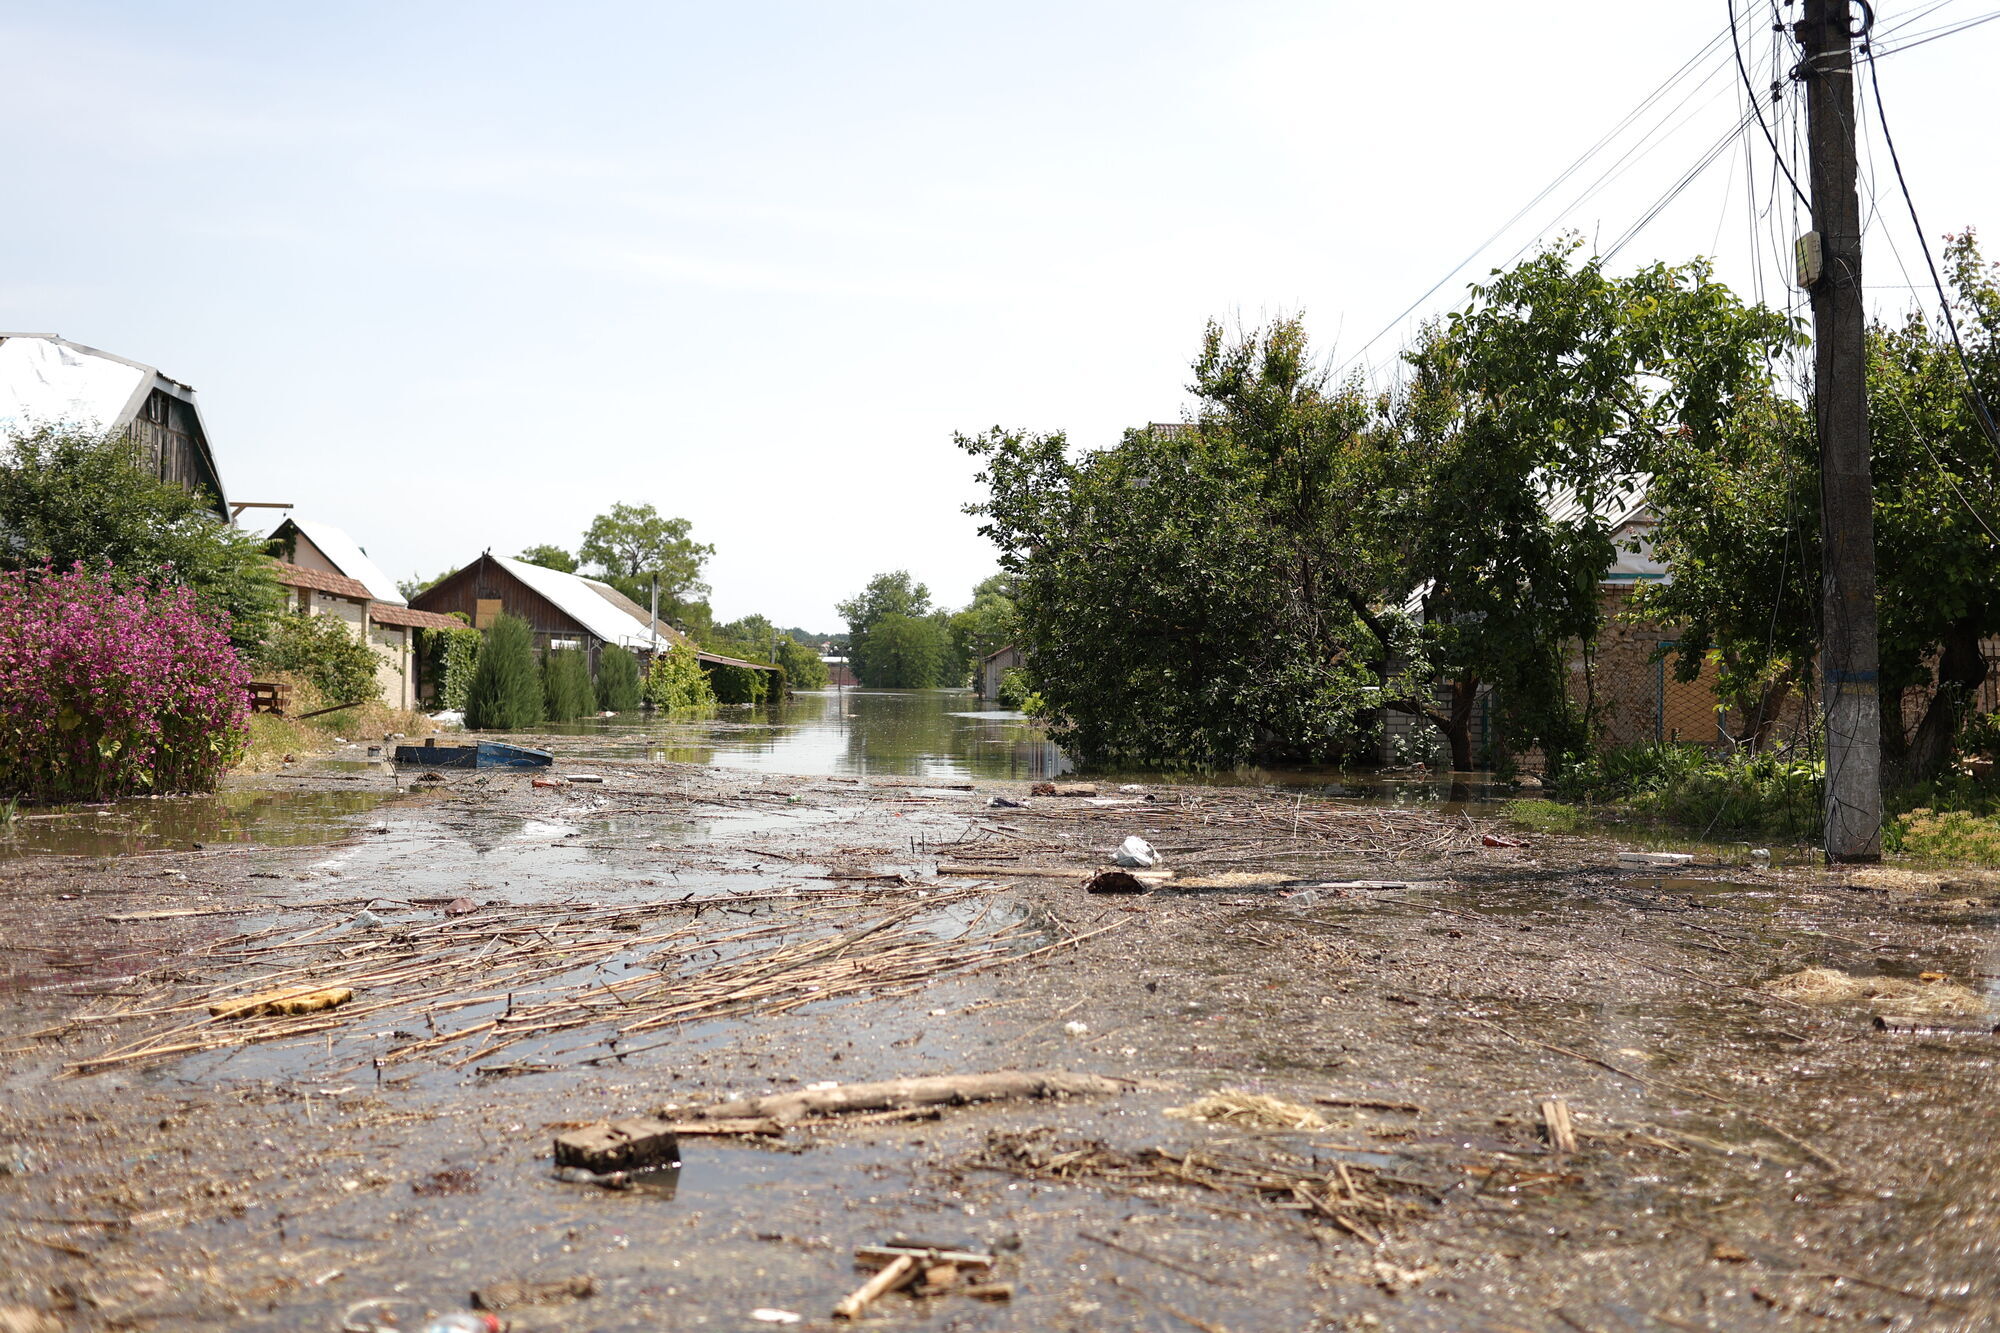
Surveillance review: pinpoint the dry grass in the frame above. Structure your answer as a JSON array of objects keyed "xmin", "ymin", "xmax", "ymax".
[
  {"xmin": 1165, "ymin": 1091, "xmax": 1335, "ymax": 1132},
  {"xmin": 1761, "ymin": 967, "xmax": 1989, "ymax": 1017},
  {"xmin": 236, "ymin": 674, "xmax": 436, "ymax": 773}
]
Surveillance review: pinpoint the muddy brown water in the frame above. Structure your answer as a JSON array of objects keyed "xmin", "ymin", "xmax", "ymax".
[{"xmin": 2, "ymin": 695, "xmax": 1998, "ymax": 1329}]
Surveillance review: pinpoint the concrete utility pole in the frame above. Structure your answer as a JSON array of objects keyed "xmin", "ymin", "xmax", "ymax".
[{"xmin": 1800, "ymin": 0, "xmax": 1881, "ymax": 861}]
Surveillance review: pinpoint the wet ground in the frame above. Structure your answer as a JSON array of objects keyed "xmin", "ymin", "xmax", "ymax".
[{"xmin": 3, "ymin": 698, "xmax": 1999, "ymax": 1331}]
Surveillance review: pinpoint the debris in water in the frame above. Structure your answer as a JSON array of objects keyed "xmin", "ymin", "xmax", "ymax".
[
  {"xmin": 1113, "ymin": 835, "xmax": 1158, "ymax": 868},
  {"xmin": 567, "ymin": 773, "xmax": 605, "ymax": 783},
  {"xmin": 554, "ymin": 1116, "xmax": 683, "ymax": 1173},
  {"xmin": 208, "ymin": 986, "xmax": 353, "ymax": 1020},
  {"xmin": 750, "ymin": 1311, "xmax": 802, "ymax": 1325},
  {"xmin": 1762, "ymin": 967, "xmax": 1987, "ymax": 1016},
  {"xmin": 1539, "ymin": 1097, "xmax": 1578, "ymax": 1153},
  {"xmin": 986, "ymin": 796, "xmax": 1028, "ymax": 808},
  {"xmin": 552, "ymin": 1165, "xmax": 634, "ymax": 1190},
  {"xmin": 1064, "ymin": 1021, "xmax": 1090, "ymax": 1037},
  {"xmin": 1617, "ymin": 851, "xmax": 1692, "ymax": 867},
  {"xmin": 1085, "ymin": 868, "xmax": 1162, "ymax": 894},
  {"xmin": 1031, "ymin": 782, "xmax": 1098, "ymax": 797},
  {"xmin": 1873, "ymin": 1015, "xmax": 1998, "ymax": 1037},
  {"xmin": 1165, "ymin": 1090, "xmax": 1332, "ymax": 1131},
  {"xmin": 445, "ymin": 897, "xmax": 479, "ymax": 917},
  {"xmin": 1482, "ymin": 833, "xmax": 1528, "ymax": 848}
]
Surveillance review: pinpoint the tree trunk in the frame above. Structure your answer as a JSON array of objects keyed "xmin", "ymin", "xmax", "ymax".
[
  {"xmin": 1439, "ymin": 676, "xmax": 1479, "ymax": 771},
  {"xmin": 1889, "ymin": 624, "xmax": 1989, "ymax": 787}
]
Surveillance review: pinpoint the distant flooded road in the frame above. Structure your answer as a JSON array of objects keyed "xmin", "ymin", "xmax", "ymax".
[{"xmin": 530, "ymin": 688, "xmax": 1070, "ymax": 781}]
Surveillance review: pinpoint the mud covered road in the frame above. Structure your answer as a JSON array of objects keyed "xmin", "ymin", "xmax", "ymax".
[{"xmin": 2, "ymin": 757, "xmax": 1997, "ymax": 1331}]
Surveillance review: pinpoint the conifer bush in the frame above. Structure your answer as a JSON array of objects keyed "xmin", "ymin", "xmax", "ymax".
[
  {"xmin": 0, "ymin": 564, "xmax": 249, "ymax": 801},
  {"xmin": 541, "ymin": 647, "xmax": 596, "ymax": 722},
  {"xmin": 643, "ymin": 643, "xmax": 717, "ymax": 712},
  {"xmin": 464, "ymin": 613, "xmax": 544, "ymax": 729},
  {"xmin": 597, "ymin": 644, "xmax": 642, "ymax": 711}
]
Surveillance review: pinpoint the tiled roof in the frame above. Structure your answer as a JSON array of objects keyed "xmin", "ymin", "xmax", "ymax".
[
  {"xmin": 368, "ymin": 602, "xmax": 464, "ymax": 630},
  {"xmin": 269, "ymin": 560, "xmax": 371, "ymax": 600}
]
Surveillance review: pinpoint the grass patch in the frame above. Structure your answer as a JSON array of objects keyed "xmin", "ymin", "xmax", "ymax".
[
  {"xmin": 1502, "ymin": 798, "xmax": 1603, "ymax": 835},
  {"xmin": 235, "ymin": 674, "xmax": 437, "ymax": 773}
]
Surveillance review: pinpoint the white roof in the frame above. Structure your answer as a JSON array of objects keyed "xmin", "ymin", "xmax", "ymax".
[
  {"xmin": 277, "ymin": 517, "xmax": 406, "ymax": 606},
  {"xmin": 0, "ymin": 334, "xmax": 150, "ymax": 440},
  {"xmin": 490, "ymin": 553, "xmax": 657, "ymax": 649}
]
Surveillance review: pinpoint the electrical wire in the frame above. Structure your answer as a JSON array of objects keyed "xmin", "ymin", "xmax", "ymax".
[
  {"xmin": 1861, "ymin": 38, "xmax": 2000, "ymax": 458},
  {"xmin": 1730, "ymin": 0, "xmax": 1810, "ymax": 204},
  {"xmin": 1871, "ymin": 6, "xmax": 2000, "ymax": 54},
  {"xmin": 1331, "ymin": 23, "xmax": 1742, "ymax": 377}
]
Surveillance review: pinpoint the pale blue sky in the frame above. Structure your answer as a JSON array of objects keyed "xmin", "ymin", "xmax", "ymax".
[{"xmin": 3, "ymin": 2, "xmax": 1992, "ymax": 629}]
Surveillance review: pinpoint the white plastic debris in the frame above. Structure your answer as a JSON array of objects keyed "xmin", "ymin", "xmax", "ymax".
[
  {"xmin": 350, "ymin": 909, "xmax": 390, "ymax": 929},
  {"xmin": 1064, "ymin": 1021, "xmax": 1090, "ymax": 1037},
  {"xmin": 806, "ymin": 1080, "xmax": 839, "ymax": 1092},
  {"xmin": 750, "ymin": 1312, "xmax": 802, "ymax": 1326},
  {"xmin": 1750, "ymin": 848, "xmax": 1771, "ymax": 860},
  {"xmin": 1113, "ymin": 836, "xmax": 1158, "ymax": 868},
  {"xmin": 1617, "ymin": 851, "xmax": 1694, "ymax": 867}
]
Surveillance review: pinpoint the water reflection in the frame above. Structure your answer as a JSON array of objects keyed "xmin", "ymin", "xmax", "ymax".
[
  {"xmin": 0, "ymin": 788, "xmax": 391, "ymax": 859},
  {"xmin": 536, "ymin": 689, "xmax": 1072, "ymax": 781}
]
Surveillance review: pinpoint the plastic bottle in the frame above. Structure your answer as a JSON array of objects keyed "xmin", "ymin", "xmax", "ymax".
[{"xmin": 419, "ymin": 1315, "xmax": 500, "ymax": 1333}]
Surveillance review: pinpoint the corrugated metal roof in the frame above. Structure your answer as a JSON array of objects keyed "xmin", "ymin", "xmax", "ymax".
[
  {"xmin": 1539, "ymin": 473, "xmax": 1652, "ymax": 532},
  {"xmin": 0, "ymin": 334, "xmax": 149, "ymax": 438},
  {"xmin": 273, "ymin": 517, "xmax": 407, "ymax": 606},
  {"xmin": 578, "ymin": 578, "xmax": 695, "ymax": 651},
  {"xmin": 489, "ymin": 553, "xmax": 661, "ymax": 649}
]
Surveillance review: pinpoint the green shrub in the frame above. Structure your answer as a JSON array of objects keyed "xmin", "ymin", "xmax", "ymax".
[
  {"xmin": 1502, "ymin": 798, "xmax": 1600, "ymax": 835},
  {"xmin": 644, "ymin": 643, "xmax": 717, "ymax": 712},
  {"xmin": 706, "ymin": 660, "xmax": 772, "ymax": 705},
  {"xmin": 776, "ymin": 636, "xmax": 828, "ymax": 690},
  {"xmin": 1555, "ymin": 742, "xmax": 1713, "ymax": 801},
  {"xmin": 255, "ymin": 611, "xmax": 382, "ymax": 707},
  {"xmin": 996, "ymin": 666, "xmax": 1034, "ymax": 709},
  {"xmin": 464, "ymin": 613, "xmax": 543, "ymax": 730},
  {"xmin": 1886, "ymin": 808, "xmax": 2000, "ymax": 863},
  {"xmin": 417, "ymin": 623, "xmax": 481, "ymax": 712},
  {"xmin": 541, "ymin": 647, "xmax": 596, "ymax": 722},
  {"xmin": 597, "ymin": 644, "xmax": 643, "ymax": 710},
  {"xmin": 1623, "ymin": 752, "xmax": 1823, "ymax": 839}
]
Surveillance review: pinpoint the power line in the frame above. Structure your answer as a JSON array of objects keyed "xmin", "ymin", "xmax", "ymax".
[
  {"xmin": 1729, "ymin": 0, "xmax": 1809, "ymax": 204},
  {"xmin": 1860, "ymin": 38, "xmax": 2000, "ymax": 458},
  {"xmin": 1872, "ymin": 7, "xmax": 2000, "ymax": 55},
  {"xmin": 1331, "ymin": 23, "xmax": 1740, "ymax": 377}
]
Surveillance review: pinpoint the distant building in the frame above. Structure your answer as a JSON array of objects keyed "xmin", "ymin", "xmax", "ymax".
[
  {"xmin": 821, "ymin": 655, "xmax": 858, "ymax": 688},
  {"xmin": 265, "ymin": 518, "xmax": 460, "ymax": 709},
  {"xmin": 0, "ymin": 333, "xmax": 230, "ymax": 518},
  {"xmin": 980, "ymin": 645, "xmax": 1024, "ymax": 700}
]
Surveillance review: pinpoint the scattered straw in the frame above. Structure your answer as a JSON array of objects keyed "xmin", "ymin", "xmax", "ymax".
[
  {"xmin": 1761, "ymin": 967, "xmax": 1988, "ymax": 1017},
  {"xmin": 1165, "ymin": 1091, "xmax": 1333, "ymax": 1132}
]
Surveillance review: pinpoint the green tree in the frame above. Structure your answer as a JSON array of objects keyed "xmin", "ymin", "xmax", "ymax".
[
  {"xmin": 1384, "ymin": 244, "xmax": 1796, "ymax": 772},
  {"xmin": 541, "ymin": 646, "xmax": 596, "ymax": 722},
  {"xmin": 963, "ymin": 320, "xmax": 1391, "ymax": 766},
  {"xmin": 596, "ymin": 644, "xmax": 643, "ymax": 710},
  {"xmin": 417, "ymin": 622, "xmax": 482, "ymax": 711},
  {"xmin": 644, "ymin": 643, "xmax": 717, "ymax": 711},
  {"xmin": 851, "ymin": 610, "xmax": 949, "ymax": 688},
  {"xmin": 517, "ymin": 543, "xmax": 578, "ymax": 573},
  {"xmin": 464, "ymin": 613, "xmax": 543, "ymax": 730},
  {"xmin": 579, "ymin": 503, "xmax": 713, "ymax": 606},
  {"xmin": 0, "ymin": 424, "xmax": 282, "ymax": 650},
  {"xmin": 777, "ymin": 635, "xmax": 830, "ymax": 689},
  {"xmin": 950, "ymin": 574, "xmax": 1017, "ymax": 685},
  {"xmin": 399, "ymin": 569, "xmax": 451, "ymax": 600},
  {"xmin": 254, "ymin": 611, "xmax": 383, "ymax": 707},
  {"xmin": 838, "ymin": 571, "xmax": 932, "ymax": 637}
]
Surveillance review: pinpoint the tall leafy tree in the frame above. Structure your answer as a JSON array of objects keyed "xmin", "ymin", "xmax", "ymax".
[
  {"xmin": 964, "ymin": 318, "xmax": 1391, "ymax": 765},
  {"xmin": 1384, "ymin": 244, "xmax": 1795, "ymax": 771},
  {"xmin": 578, "ymin": 503, "xmax": 712, "ymax": 606},
  {"xmin": 852, "ymin": 611, "xmax": 946, "ymax": 688},
  {"xmin": 0, "ymin": 425, "xmax": 282, "ymax": 650},
  {"xmin": 517, "ymin": 543, "xmax": 578, "ymax": 573}
]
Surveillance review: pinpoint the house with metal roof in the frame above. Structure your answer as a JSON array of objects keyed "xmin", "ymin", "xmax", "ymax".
[
  {"xmin": 0, "ymin": 333, "xmax": 230, "ymax": 518},
  {"xmin": 409, "ymin": 552, "xmax": 776, "ymax": 692}
]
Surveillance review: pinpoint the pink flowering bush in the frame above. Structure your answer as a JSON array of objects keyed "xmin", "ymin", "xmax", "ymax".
[{"xmin": 0, "ymin": 564, "xmax": 250, "ymax": 802}]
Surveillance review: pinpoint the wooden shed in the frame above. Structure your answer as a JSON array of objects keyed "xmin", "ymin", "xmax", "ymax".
[{"xmin": 0, "ymin": 333, "xmax": 230, "ymax": 517}]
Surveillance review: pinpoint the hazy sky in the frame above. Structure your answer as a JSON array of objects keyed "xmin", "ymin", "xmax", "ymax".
[{"xmin": 3, "ymin": 1, "xmax": 1993, "ymax": 629}]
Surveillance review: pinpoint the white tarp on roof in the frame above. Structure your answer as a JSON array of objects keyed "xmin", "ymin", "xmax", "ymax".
[
  {"xmin": 0, "ymin": 335, "xmax": 147, "ymax": 440},
  {"xmin": 490, "ymin": 553, "xmax": 657, "ymax": 648},
  {"xmin": 276, "ymin": 517, "xmax": 407, "ymax": 606}
]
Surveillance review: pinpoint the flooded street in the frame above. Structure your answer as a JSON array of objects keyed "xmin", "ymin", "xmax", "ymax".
[{"xmin": 2, "ymin": 697, "xmax": 1998, "ymax": 1330}]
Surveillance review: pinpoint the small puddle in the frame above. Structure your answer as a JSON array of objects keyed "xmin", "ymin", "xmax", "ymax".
[{"xmin": 0, "ymin": 787, "xmax": 395, "ymax": 859}]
